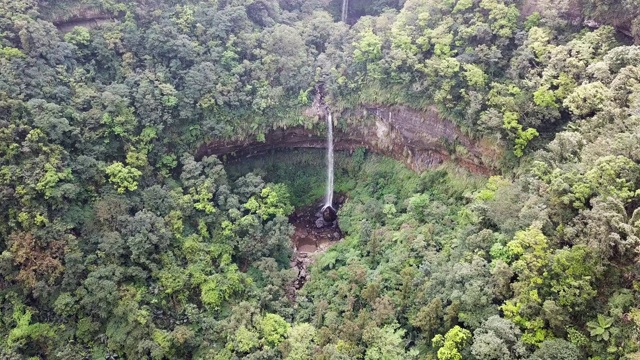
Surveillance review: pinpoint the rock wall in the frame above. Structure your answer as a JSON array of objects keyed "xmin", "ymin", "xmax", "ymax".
[
  {"xmin": 56, "ymin": 18, "xmax": 115, "ymax": 33},
  {"xmin": 196, "ymin": 105, "xmax": 502, "ymax": 175},
  {"xmin": 45, "ymin": 4, "xmax": 121, "ymax": 34},
  {"xmin": 521, "ymin": 0, "xmax": 637, "ymax": 42}
]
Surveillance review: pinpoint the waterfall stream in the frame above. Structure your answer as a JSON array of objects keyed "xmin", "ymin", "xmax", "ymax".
[
  {"xmin": 341, "ymin": 0, "xmax": 349, "ymax": 22},
  {"xmin": 324, "ymin": 112, "xmax": 334, "ymax": 210}
]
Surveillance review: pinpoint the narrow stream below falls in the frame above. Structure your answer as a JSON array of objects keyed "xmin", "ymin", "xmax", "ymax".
[{"xmin": 289, "ymin": 194, "xmax": 345, "ymax": 291}]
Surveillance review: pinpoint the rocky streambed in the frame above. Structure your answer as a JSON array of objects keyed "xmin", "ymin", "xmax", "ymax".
[{"xmin": 289, "ymin": 195, "xmax": 345, "ymax": 292}]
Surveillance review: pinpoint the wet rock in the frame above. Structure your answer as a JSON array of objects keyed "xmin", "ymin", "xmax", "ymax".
[
  {"xmin": 322, "ymin": 206, "xmax": 337, "ymax": 222},
  {"xmin": 288, "ymin": 196, "xmax": 346, "ymax": 297}
]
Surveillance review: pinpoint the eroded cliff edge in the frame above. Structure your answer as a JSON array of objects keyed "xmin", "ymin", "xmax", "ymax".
[{"xmin": 196, "ymin": 105, "xmax": 503, "ymax": 175}]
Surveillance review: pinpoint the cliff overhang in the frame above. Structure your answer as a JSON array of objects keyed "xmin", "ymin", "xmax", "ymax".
[{"xmin": 196, "ymin": 105, "xmax": 502, "ymax": 175}]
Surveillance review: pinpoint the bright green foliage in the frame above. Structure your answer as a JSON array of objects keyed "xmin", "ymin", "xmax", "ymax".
[
  {"xmin": 548, "ymin": 246, "xmax": 599, "ymax": 310},
  {"xmin": 284, "ymin": 323, "xmax": 316, "ymax": 360},
  {"xmin": 125, "ymin": 148, "xmax": 148, "ymax": 168},
  {"xmin": 476, "ymin": 176, "xmax": 510, "ymax": 201},
  {"xmin": 64, "ymin": 26, "xmax": 91, "ymax": 45},
  {"xmin": 7, "ymin": 305, "xmax": 55, "ymax": 349},
  {"xmin": 259, "ymin": 313, "xmax": 290, "ymax": 348},
  {"xmin": 101, "ymin": 107, "xmax": 137, "ymax": 139},
  {"xmin": 36, "ymin": 163, "xmax": 73, "ymax": 198},
  {"xmin": 0, "ymin": 46, "xmax": 25, "ymax": 59},
  {"xmin": 354, "ymin": 29, "xmax": 383, "ymax": 63},
  {"xmin": 191, "ymin": 182, "xmax": 216, "ymax": 214},
  {"xmin": 433, "ymin": 326, "xmax": 472, "ymax": 360},
  {"xmin": 479, "ymin": 0, "xmax": 520, "ymax": 38},
  {"xmin": 463, "ymin": 64, "xmax": 488, "ymax": 88},
  {"xmin": 526, "ymin": 27, "xmax": 552, "ymax": 60},
  {"xmin": 363, "ymin": 324, "xmax": 416, "ymax": 360},
  {"xmin": 2, "ymin": 0, "xmax": 640, "ymax": 359},
  {"xmin": 151, "ymin": 329, "xmax": 172, "ymax": 356},
  {"xmin": 105, "ymin": 162, "xmax": 142, "ymax": 193},
  {"xmin": 200, "ymin": 266, "xmax": 246, "ymax": 310},
  {"xmin": 533, "ymin": 86, "xmax": 558, "ymax": 108},
  {"xmin": 548, "ymin": 155, "xmax": 640, "ymax": 209},
  {"xmin": 503, "ymin": 112, "xmax": 539, "ymax": 157},
  {"xmin": 488, "ymin": 83, "xmax": 522, "ymax": 112},
  {"xmin": 563, "ymin": 82, "xmax": 612, "ymax": 116},
  {"xmin": 501, "ymin": 301, "xmax": 549, "ymax": 345},
  {"xmin": 158, "ymin": 154, "xmax": 177, "ymax": 176},
  {"xmin": 234, "ymin": 326, "xmax": 260, "ymax": 353},
  {"xmin": 244, "ymin": 184, "xmax": 293, "ymax": 220},
  {"xmin": 453, "ymin": 0, "xmax": 473, "ymax": 13},
  {"xmin": 524, "ymin": 12, "xmax": 541, "ymax": 30},
  {"xmin": 156, "ymin": 264, "xmax": 187, "ymax": 295},
  {"xmin": 502, "ymin": 226, "xmax": 550, "ymax": 345},
  {"xmin": 173, "ymin": 5, "xmax": 195, "ymax": 32},
  {"xmin": 507, "ymin": 226, "xmax": 548, "ymax": 262},
  {"xmin": 583, "ymin": 156, "xmax": 640, "ymax": 203}
]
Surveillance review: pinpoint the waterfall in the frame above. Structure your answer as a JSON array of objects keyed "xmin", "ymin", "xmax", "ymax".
[
  {"xmin": 324, "ymin": 112, "xmax": 334, "ymax": 209},
  {"xmin": 341, "ymin": 0, "xmax": 349, "ymax": 22}
]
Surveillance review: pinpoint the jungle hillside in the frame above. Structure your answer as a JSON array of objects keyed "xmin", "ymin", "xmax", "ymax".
[{"xmin": 1, "ymin": 0, "xmax": 640, "ymax": 359}]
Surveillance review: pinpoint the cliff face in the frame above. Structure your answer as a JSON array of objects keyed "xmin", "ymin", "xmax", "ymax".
[
  {"xmin": 41, "ymin": 5, "xmax": 117, "ymax": 34},
  {"xmin": 521, "ymin": 0, "xmax": 638, "ymax": 42},
  {"xmin": 333, "ymin": 105, "xmax": 502, "ymax": 174},
  {"xmin": 196, "ymin": 105, "xmax": 503, "ymax": 175}
]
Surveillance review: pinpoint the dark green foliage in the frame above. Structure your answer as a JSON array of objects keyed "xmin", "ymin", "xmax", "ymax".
[
  {"xmin": 531, "ymin": 339, "xmax": 580, "ymax": 360},
  {"xmin": 2, "ymin": 0, "xmax": 640, "ymax": 358}
]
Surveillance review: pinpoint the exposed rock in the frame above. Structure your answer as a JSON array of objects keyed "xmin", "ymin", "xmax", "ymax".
[
  {"xmin": 57, "ymin": 18, "xmax": 116, "ymax": 33},
  {"xmin": 322, "ymin": 206, "xmax": 337, "ymax": 223},
  {"xmin": 520, "ymin": 0, "xmax": 637, "ymax": 42},
  {"xmin": 289, "ymin": 197, "xmax": 345, "ymax": 295},
  {"xmin": 584, "ymin": 19, "xmax": 601, "ymax": 28},
  {"xmin": 44, "ymin": 5, "xmax": 120, "ymax": 34},
  {"xmin": 196, "ymin": 105, "xmax": 502, "ymax": 174}
]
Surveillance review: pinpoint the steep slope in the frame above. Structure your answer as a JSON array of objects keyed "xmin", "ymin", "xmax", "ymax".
[{"xmin": 197, "ymin": 105, "xmax": 502, "ymax": 174}]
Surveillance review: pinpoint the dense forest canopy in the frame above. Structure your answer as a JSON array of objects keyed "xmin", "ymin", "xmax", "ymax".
[{"xmin": 1, "ymin": 0, "xmax": 640, "ymax": 359}]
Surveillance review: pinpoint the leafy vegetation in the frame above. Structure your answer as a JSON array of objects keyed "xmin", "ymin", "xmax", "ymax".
[{"xmin": 1, "ymin": 0, "xmax": 640, "ymax": 359}]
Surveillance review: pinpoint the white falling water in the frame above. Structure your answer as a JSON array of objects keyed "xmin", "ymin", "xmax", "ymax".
[
  {"xmin": 324, "ymin": 112, "xmax": 334, "ymax": 209},
  {"xmin": 341, "ymin": 0, "xmax": 349, "ymax": 22}
]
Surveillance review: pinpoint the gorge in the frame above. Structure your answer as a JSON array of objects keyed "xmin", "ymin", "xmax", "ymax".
[{"xmin": 2, "ymin": 0, "xmax": 640, "ymax": 359}]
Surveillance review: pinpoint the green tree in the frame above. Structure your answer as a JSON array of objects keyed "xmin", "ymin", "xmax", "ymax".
[
  {"xmin": 6, "ymin": 304, "xmax": 55, "ymax": 352},
  {"xmin": 471, "ymin": 316, "xmax": 529, "ymax": 360},
  {"xmin": 244, "ymin": 184, "xmax": 294, "ymax": 220},
  {"xmin": 563, "ymin": 82, "xmax": 612, "ymax": 116},
  {"xmin": 105, "ymin": 162, "xmax": 142, "ymax": 193},
  {"xmin": 363, "ymin": 324, "xmax": 417, "ymax": 360},
  {"xmin": 283, "ymin": 323, "xmax": 317, "ymax": 360},
  {"xmin": 503, "ymin": 112, "xmax": 539, "ymax": 157},
  {"xmin": 531, "ymin": 339, "xmax": 580, "ymax": 360},
  {"xmin": 432, "ymin": 326, "xmax": 472, "ymax": 360},
  {"xmin": 259, "ymin": 313, "xmax": 290, "ymax": 348}
]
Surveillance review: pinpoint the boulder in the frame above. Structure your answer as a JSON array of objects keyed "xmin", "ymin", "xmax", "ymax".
[{"xmin": 322, "ymin": 206, "xmax": 337, "ymax": 223}]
